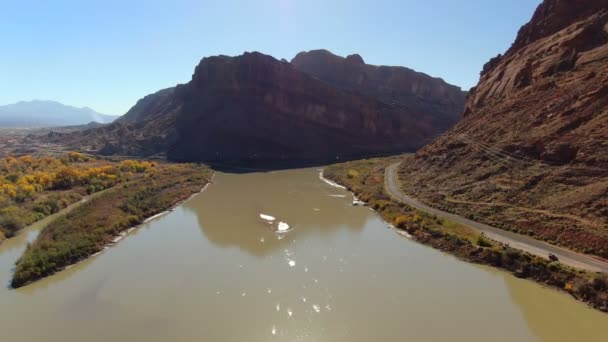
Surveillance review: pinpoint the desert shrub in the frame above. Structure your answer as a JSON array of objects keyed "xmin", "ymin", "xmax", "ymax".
[
  {"xmin": 5, "ymin": 174, "xmax": 19, "ymax": 183},
  {"xmin": 504, "ymin": 247, "xmax": 522, "ymax": 260},
  {"xmin": 573, "ymin": 279, "xmax": 600, "ymax": 300},
  {"xmin": 394, "ymin": 215, "xmax": 410, "ymax": 229},
  {"xmin": 86, "ymin": 185, "xmax": 97, "ymax": 194},
  {"xmin": 477, "ymin": 234, "xmax": 493, "ymax": 247},
  {"xmin": 126, "ymin": 215, "xmax": 141, "ymax": 225},
  {"xmin": 347, "ymin": 170, "xmax": 359, "ymax": 179},
  {"xmin": 0, "ymin": 193, "xmax": 11, "ymax": 207},
  {"xmin": 592, "ymin": 276, "xmax": 608, "ymax": 291},
  {"xmin": 32, "ymin": 203, "xmax": 53, "ymax": 216},
  {"xmin": 119, "ymin": 160, "xmax": 154, "ymax": 173},
  {"xmin": 53, "ymin": 167, "xmax": 82, "ymax": 189},
  {"xmin": 32, "ymin": 194, "xmax": 71, "ymax": 216},
  {"xmin": 0, "ymin": 206, "xmax": 33, "ymax": 236},
  {"xmin": 67, "ymin": 152, "xmax": 90, "ymax": 163},
  {"xmin": 372, "ymin": 200, "xmax": 391, "ymax": 211}
]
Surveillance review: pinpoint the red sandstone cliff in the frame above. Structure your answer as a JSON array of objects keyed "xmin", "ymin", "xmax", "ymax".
[
  {"xmin": 400, "ymin": 0, "xmax": 608, "ymax": 257},
  {"xmin": 291, "ymin": 49, "xmax": 465, "ymax": 131},
  {"xmin": 55, "ymin": 51, "xmax": 464, "ymax": 166}
]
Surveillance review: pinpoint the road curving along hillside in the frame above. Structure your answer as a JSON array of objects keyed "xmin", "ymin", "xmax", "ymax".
[{"xmin": 386, "ymin": 163, "xmax": 608, "ymax": 274}]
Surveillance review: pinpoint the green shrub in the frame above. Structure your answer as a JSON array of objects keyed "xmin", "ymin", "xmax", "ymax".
[
  {"xmin": 477, "ymin": 235, "xmax": 492, "ymax": 247},
  {"xmin": 5, "ymin": 174, "xmax": 19, "ymax": 183},
  {"xmin": 0, "ymin": 206, "xmax": 32, "ymax": 236}
]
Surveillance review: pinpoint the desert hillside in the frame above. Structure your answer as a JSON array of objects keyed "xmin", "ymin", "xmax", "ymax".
[{"xmin": 399, "ymin": 0, "xmax": 608, "ymax": 257}]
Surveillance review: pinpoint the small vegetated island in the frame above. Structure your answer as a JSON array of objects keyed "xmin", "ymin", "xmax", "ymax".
[
  {"xmin": 323, "ymin": 158, "xmax": 608, "ymax": 312},
  {"xmin": 0, "ymin": 153, "xmax": 211, "ymax": 287}
]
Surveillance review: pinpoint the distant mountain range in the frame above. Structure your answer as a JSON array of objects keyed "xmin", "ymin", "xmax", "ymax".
[
  {"xmin": 49, "ymin": 50, "xmax": 466, "ymax": 165},
  {"xmin": 0, "ymin": 100, "xmax": 118, "ymax": 128}
]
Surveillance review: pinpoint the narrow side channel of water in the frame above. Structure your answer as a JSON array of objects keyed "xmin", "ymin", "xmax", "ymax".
[{"xmin": 0, "ymin": 168, "xmax": 606, "ymax": 342}]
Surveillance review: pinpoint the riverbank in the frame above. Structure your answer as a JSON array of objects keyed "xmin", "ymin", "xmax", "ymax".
[
  {"xmin": 0, "ymin": 154, "xmax": 167, "ymax": 244},
  {"xmin": 386, "ymin": 162, "xmax": 608, "ymax": 273},
  {"xmin": 0, "ymin": 187, "xmax": 115, "ymax": 255},
  {"xmin": 60, "ymin": 174, "xmax": 215, "ymax": 273},
  {"xmin": 11, "ymin": 164, "xmax": 213, "ymax": 288},
  {"xmin": 323, "ymin": 157, "xmax": 608, "ymax": 313}
]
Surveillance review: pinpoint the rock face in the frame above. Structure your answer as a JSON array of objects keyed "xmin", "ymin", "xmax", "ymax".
[
  {"xmin": 399, "ymin": 0, "xmax": 608, "ymax": 258},
  {"xmin": 55, "ymin": 51, "xmax": 465, "ymax": 166},
  {"xmin": 291, "ymin": 49, "xmax": 466, "ymax": 132}
]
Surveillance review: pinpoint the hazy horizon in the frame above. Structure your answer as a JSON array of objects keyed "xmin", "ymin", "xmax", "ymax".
[
  {"xmin": 2, "ymin": 0, "xmax": 540, "ymax": 114},
  {"xmin": 0, "ymin": 99, "xmax": 118, "ymax": 116}
]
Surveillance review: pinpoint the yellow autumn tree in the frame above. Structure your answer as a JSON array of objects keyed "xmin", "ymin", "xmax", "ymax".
[
  {"xmin": 0, "ymin": 183, "xmax": 18, "ymax": 198},
  {"xmin": 119, "ymin": 160, "xmax": 152, "ymax": 173},
  {"xmin": 53, "ymin": 167, "xmax": 82, "ymax": 189}
]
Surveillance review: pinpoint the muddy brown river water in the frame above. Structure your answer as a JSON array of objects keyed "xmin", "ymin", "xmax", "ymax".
[{"xmin": 1, "ymin": 168, "xmax": 607, "ymax": 341}]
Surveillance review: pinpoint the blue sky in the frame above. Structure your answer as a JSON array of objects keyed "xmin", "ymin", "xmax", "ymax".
[{"xmin": 1, "ymin": 0, "xmax": 540, "ymax": 115}]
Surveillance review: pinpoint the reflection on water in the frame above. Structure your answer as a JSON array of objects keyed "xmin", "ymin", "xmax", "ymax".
[
  {"xmin": 182, "ymin": 170, "xmax": 368, "ymax": 257},
  {"xmin": 0, "ymin": 168, "xmax": 607, "ymax": 342}
]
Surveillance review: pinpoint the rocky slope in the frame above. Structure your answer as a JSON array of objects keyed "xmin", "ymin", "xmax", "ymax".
[
  {"xmin": 292, "ymin": 50, "xmax": 466, "ymax": 131},
  {"xmin": 399, "ymin": 0, "xmax": 608, "ymax": 258},
  {"xmin": 52, "ymin": 51, "xmax": 465, "ymax": 166}
]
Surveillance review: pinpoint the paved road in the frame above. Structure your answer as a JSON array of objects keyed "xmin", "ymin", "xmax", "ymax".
[{"xmin": 386, "ymin": 163, "xmax": 608, "ymax": 273}]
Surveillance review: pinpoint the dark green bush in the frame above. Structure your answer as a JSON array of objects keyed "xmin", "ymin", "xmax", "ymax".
[{"xmin": 476, "ymin": 235, "xmax": 492, "ymax": 247}]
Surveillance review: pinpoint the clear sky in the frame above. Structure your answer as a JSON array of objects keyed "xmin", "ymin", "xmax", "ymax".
[{"xmin": 1, "ymin": 0, "xmax": 541, "ymax": 115}]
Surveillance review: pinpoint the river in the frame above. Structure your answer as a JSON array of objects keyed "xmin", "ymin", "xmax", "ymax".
[{"xmin": 0, "ymin": 168, "xmax": 607, "ymax": 341}]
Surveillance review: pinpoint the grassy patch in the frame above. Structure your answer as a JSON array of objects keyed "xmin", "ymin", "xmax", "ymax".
[{"xmin": 11, "ymin": 163, "xmax": 212, "ymax": 287}]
